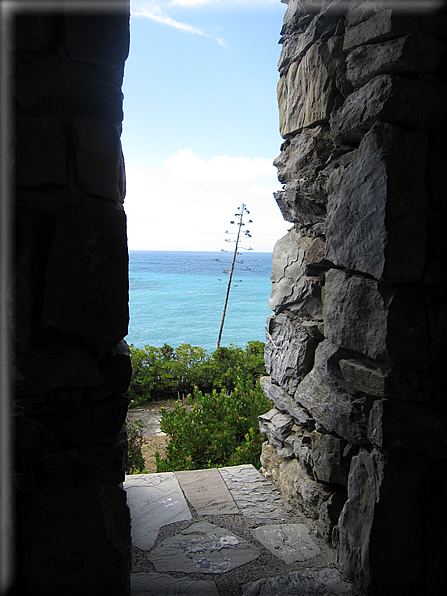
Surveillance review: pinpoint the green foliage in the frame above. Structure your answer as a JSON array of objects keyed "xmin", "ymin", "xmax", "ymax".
[
  {"xmin": 126, "ymin": 416, "xmax": 147, "ymax": 475},
  {"xmin": 155, "ymin": 377, "xmax": 272, "ymax": 472},
  {"xmin": 128, "ymin": 341, "xmax": 266, "ymax": 405}
]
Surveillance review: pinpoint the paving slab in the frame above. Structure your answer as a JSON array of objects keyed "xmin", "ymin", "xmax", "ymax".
[
  {"xmin": 251, "ymin": 523, "xmax": 320, "ymax": 564},
  {"xmin": 124, "ymin": 473, "xmax": 192, "ymax": 550},
  {"xmin": 131, "ymin": 572, "xmax": 220, "ymax": 595},
  {"xmin": 148, "ymin": 520, "xmax": 259, "ymax": 574},
  {"xmin": 241, "ymin": 569, "xmax": 353, "ymax": 596},
  {"xmin": 175, "ymin": 468, "xmax": 238, "ymax": 516},
  {"xmin": 219, "ymin": 465, "xmax": 287, "ymax": 523}
]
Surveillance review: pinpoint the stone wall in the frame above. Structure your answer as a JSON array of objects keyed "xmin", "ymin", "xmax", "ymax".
[
  {"xmin": 260, "ymin": 1, "xmax": 447, "ymax": 594},
  {"xmin": 13, "ymin": 5, "xmax": 132, "ymax": 595}
]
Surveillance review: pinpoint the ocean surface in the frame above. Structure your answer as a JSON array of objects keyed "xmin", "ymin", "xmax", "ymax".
[{"xmin": 125, "ymin": 251, "xmax": 274, "ymax": 352}]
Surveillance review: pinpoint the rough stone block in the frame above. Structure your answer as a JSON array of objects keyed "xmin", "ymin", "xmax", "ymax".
[
  {"xmin": 325, "ymin": 122, "xmax": 428, "ymax": 283},
  {"xmin": 294, "ymin": 340, "xmax": 370, "ymax": 445},
  {"xmin": 336, "ymin": 448, "xmax": 385, "ymax": 591},
  {"xmin": 42, "ymin": 197, "xmax": 129, "ymax": 353},
  {"xmin": 311, "ymin": 431, "xmax": 349, "ymax": 486},
  {"xmin": 274, "ymin": 125, "xmax": 334, "ymax": 184},
  {"xmin": 346, "ymin": 33, "xmax": 443, "ymax": 87},
  {"xmin": 368, "ymin": 399, "xmax": 447, "ymax": 458},
  {"xmin": 18, "ymin": 483, "xmax": 131, "ymax": 596},
  {"xmin": 259, "ymin": 408, "xmax": 295, "ymax": 446},
  {"xmin": 16, "ymin": 113, "xmax": 67, "ymax": 187},
  {"xmin": 317, "ymin": 492, "xmax": 347, "ymax": 543},
  {"xmin": 17, "ymin": 345, "xmax": 103, "ymax": 397},
  {"xmin": 260, "ymin": 377, "xmax": 311, "ymax": 425},
  {"xmin": 427, "ymin": 139, "xmax": 447, "ymax": 214},
  {"xmin": 368, "ymin": 454, "xmax": 430, "ymax": 592},
  {"xmin": 330, "ymin": 74, "xmax": 444, "ymax": 145},
  {"xmin": 64, "ymin": 14, "xmax": 130, "ymax": 72},
  {"xmin": 278, "ymin": 7, "xmax": 341, "ymax": 73},
  {"xmin": 339, "ymin": 359, "xmax": 387, "ymax": 398},
  {"xmin": 343, "ymin": 9, "xmax": 419, "ymax": 52},
  {"xmin": 339, "ymin": 358, "xmax": 430, "ymax": 401},
  {"xmin": 14, "ymin": 14, "xmax": 62, "ymax": 54},
  {"xmin": 274, "ymin": 179, "xmax": 327, "ymax": 226},
  {"xmin": 260, "ymin": 443, "xmax": 333, "ymax": 521},
  {"xmin": 269, "ymin": 229, "xmax": 324, "ymax": 314},
  {"xmin": 322, "ymin": 269, "xmax": 429, "ymax": 363},
  {"xmin": 278, "ymin": 40, "xmax": 338, "ymax": 137},
  {"xmin": 265, "ymin": 312, "xmax": 318, "ymax": 395},
  {"xmin": 42, "ymin": 439, "xmax": 127, "ymax": 488},
  {"xmin": 74, "ymin": 118, "xmax": 126, "ymax": 204},
  {"xmin": 16, "ymin": 60, "xmax": 124, "ymax": 123}
]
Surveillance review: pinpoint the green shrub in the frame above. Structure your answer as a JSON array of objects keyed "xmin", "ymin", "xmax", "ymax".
[
  {"xmin": 126, "ymin": 416, "xmax": 147, "ymax": 475},
  {"xmin": 128, "ymin": 341, "xmax": 266, "ymax": 405},
  {"xmin": 155, "ymin": 377, "xmax": 272, "ymax": 472}
]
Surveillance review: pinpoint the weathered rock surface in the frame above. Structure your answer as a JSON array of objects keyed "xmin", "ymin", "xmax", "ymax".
[
  {"xmin": 259, "ymin": 408, "xmax": 295, "ymax": 450},
  {"xmin": 311, "ymin": 431, "xmax": 349, "ymax": 486},
  {"xmin": 14, "ymin": 12, "xmax": 131, "ymax": 595},
  {"xmin": 322, "ymin": 269, "xmax": 429, "ymax": 363},
  {"xmin": 335, "ymin": 448, "xmax": 385, "ymax": 591},
  {"xmin": 260, "ymin": 377, "xmax": 311, "ymax": 425},
  {"xmin": 267, "ymin": 2, "xmax": 447, "ymax": 594},
  {"xmin": 346, "ymin": 32, "xmax": 443, "ymax": 87},
  {"xmin": 368, "ymin": 399, "xmax": 447, "ymax": 457},
  {"xmin": 325, "ymin": 122, "xmax": 428, "ymax": 283},
  {"xmin": 330, "ymin": 74, "xmax": 444, "ymax": 144},
  {"xmin": 293, "ymin": 340, "xmax": 370, "ymax": 445},
  {"xmin": 268, "ymin": 229, "xmax": 324, "ymax": 314},
  {"xmin": 278, "ymin": 40, "xmax": 339, "ymax": 137},
  {"xmin": 274, "ymin": 125, "xmax": 334, "ymax": 184},
  {"xmin": 261, "ymin": 443, "xmax": 332, "ymax": 521},
  {"xmin": 265, "ymin": 312, "xmax": 318, "ymax": 395}
]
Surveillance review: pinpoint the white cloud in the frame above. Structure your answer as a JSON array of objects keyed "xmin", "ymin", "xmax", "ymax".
[
  {"xmin": 164, "ymin": 149, "xmax": 276, "ymax": 182},
  {"xmin": 124, "ymin": 150, "xmax": 289, "ymax": 252},
  {"xmin": 130, "ymin": 1, "xmax": 227, "ymax": 46}
]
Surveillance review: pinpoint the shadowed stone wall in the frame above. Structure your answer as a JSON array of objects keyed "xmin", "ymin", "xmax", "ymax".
[
  {"xmin": 13, "ymin": 4, "xmax": 132, "ymax": 595},
  {"xmin": 260, "ymin": 1, "xmax": 447, "ymax": 594}
]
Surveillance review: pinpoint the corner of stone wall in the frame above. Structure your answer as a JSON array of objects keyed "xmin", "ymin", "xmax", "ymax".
[
  {"xmin": 261, "ymin": 1, "xmax": 447, "ymax": 594},
  {"xmin": 13, "ymin": 5, "xmax": 132, "ymax": 595}
]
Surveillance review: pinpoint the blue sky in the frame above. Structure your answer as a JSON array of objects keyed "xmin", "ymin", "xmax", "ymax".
[{"xmin": 122, "ymin": 0, "xmax": 291, "ymax": 251}]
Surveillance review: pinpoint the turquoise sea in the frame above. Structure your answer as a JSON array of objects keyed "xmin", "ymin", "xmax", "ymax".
[{"xmin": 125, "ymin": 251, "xmax": 274, "ymax": 352}]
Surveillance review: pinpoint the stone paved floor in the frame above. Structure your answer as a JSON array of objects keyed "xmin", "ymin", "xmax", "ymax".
[{"xmin": 124, "ymin": 464, "xmax": 356, "ymax": 596}]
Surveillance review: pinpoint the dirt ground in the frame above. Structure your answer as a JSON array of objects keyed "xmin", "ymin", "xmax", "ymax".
[{"xmin": 128, "ymin": 399, "xmax": 177, "ymax": 473}]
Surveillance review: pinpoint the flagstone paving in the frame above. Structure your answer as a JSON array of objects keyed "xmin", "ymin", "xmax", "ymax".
[
  {"xmin": 175, "ymin": 469, "xmax": 238, "ymax": 516},
  {"xmin": 124, "ymin": 464, "xmax": 358, "ymax": 596}
]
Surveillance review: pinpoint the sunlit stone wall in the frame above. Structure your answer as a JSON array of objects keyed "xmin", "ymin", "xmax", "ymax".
[{"xmin": 260, "ymin": 1, "xmax": 447, "ymax": 593}]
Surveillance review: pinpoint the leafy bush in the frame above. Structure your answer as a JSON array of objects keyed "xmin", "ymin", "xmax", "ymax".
[
  {"xmin": 155, "ymin": 377, "xmax": 272, "ymax": 472},
  {"xmin": 128, "ymin": 341, "xmax": 266, "ymax": 405},
  {"xmin": 126, "ymin": 416, "xmax": 147, "ymax": 475}
]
